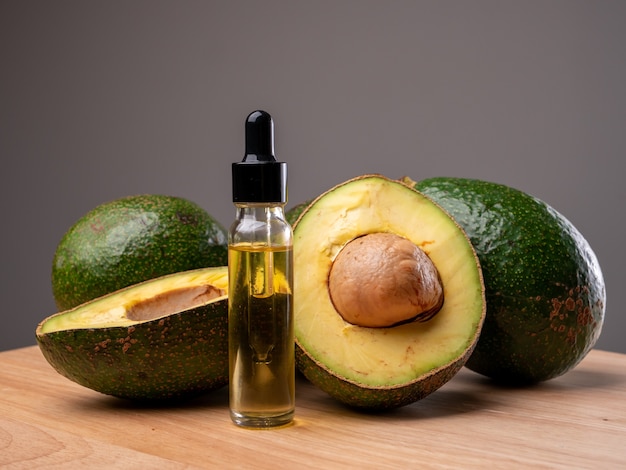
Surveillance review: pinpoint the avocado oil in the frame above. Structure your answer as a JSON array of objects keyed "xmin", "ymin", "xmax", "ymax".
[{"xmin": 228, "ymin": 110, "xmax": 294, "ymax": 428}]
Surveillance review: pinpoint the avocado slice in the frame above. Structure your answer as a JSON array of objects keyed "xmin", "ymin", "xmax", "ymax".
[
  {"xmin": 37, "ymin": 267, "xmax": 229, "ymax": 401},
  {"xmin": 52, "ymin": 194, "xmax": 228, "ymax": 312},
  {"xmin": 408, "ymin": 176, "xmax": 605, "ymax": 383},
  {"xmin": 293, "ymin": 175, "xmax": 485, "ymax": 409}
]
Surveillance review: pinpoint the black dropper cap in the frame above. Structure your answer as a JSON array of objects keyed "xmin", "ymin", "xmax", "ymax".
[{"xmin": 232, "ymin": 110, "xmax": 287, "ymax": 203}]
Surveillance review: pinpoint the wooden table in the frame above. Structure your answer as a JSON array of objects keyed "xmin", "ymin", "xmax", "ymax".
[{"xmin": 1, "ymin": 346, "xmax": 625, "ymax": 469}]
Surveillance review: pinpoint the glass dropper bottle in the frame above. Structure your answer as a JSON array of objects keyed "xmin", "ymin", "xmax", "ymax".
[{"xmin": 228, "ymin": 110, "xmax": 295, "ymax": 428}]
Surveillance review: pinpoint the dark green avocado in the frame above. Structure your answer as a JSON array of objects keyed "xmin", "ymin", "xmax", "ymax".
[
  {"xmin": 52, "ymin": 194, "xmax": 228, "ymax": 311},
  {"xmin": 406, "ymin": 176, "xmax": 605, "ymax": 384}
]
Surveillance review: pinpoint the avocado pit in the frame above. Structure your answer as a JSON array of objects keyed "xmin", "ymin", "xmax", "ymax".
[
  {"xmin": 328, "ymin": 232, "xmax": 444, "ymax": 328},
  {"xmin": 126, "ymin": 285, "xmax": 226, "ymax": 321}
]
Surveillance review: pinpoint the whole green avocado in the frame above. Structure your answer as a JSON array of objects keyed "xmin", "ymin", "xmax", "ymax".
[
  {"xmin": 406, "ymin": 176, "xmax": 605, "ymax": 384},
  {"xmin": 52, "ymin": 194, "xmax": 228, "ymax": 311}
]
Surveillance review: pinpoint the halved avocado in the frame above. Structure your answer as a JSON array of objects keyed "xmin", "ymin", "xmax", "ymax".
[
  {"xmin": 293, "ymin": 175, "xmax": 486, "ymax": 409},
  {"xmin": 37, "ymin": 266, "xmax": 229, "ymax": 401}
]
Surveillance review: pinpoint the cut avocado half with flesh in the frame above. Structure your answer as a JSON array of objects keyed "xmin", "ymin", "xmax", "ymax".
[
  {"xmin": 293, "ymin": 175, "xmax": 486, "ymax": 409},
  {"xmin": 37, "ymin": 266, "xmax": 229, "ymax": 401}
]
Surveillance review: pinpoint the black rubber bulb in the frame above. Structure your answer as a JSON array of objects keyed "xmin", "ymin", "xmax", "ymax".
[{"xmin": 244, "ymin": 110, "xmax": 275, "ymax": 162}]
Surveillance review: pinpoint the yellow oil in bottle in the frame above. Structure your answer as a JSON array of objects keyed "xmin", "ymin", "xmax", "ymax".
[{"xmin": 228, "ymin": 243, "xmax": 294, "ymax": 427}]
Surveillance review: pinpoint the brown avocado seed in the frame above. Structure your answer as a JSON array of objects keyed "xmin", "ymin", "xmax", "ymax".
[{"xmin": 328, "ymin": 232, "xmax": 444, "ymax": 328}]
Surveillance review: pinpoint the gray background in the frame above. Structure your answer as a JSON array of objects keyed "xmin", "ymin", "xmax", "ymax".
[{"xmin": 1, "ymin": 1, "xmax": 624, "ymax": 353}]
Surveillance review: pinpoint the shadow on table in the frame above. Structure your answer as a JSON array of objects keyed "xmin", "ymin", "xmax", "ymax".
[{"xmin": 68, "ymin": 382, "xmax": 230, "ymax": 412}]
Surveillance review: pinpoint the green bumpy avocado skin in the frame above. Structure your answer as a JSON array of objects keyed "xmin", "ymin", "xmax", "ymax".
[
  {"xmin": 37, "ymin": 299, "xmax": 228, "ymax": 401},
  {"xmin": 38, "ymin": 267, "xmax": 229, "ymax": 401},
  {"xmin": 52, "ymin": 194, "xmax": 228, "ymax": 311},
  {"xmin": 412, "ymin": 177, "xmax": 605, "ymax": 384}
]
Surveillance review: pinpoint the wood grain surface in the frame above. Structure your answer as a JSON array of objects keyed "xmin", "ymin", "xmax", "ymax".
[{"xmin": 1, "ymin": 346, "xmax": 625, "ymax": 469}]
